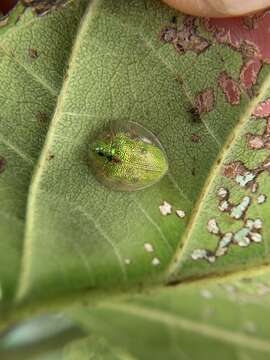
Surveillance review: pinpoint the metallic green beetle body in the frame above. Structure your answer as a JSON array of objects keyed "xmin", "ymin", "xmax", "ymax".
[{"xmin": 90, "ymin": 122, "xmax": 168, "ymax": 191}]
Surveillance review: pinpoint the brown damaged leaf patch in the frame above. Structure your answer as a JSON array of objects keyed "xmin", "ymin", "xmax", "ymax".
[
  {"xmin": 195, "ymin": 88, "xmax": 215, "ymax": 113},
  {"xmin": 253, "ymin": 98, "xmax": 270, "ymax": 118},
  {"xmin": 223, "ymin": 156, "xmax": 270, "ymax": 192},
  {"xmin": 204, "ymin": 11, "xmax": 270, "ymax": 91},
  {"xmin": 160, "ymin": 16, "xmax": 210, "ymax": 55},
  {"xmin": 28, "ymin": 48, "xmax": 39, "ymax": 60},
  {"xmin": 218, "ymin": 71, "xmax": 241, "ymax": 105},
  {"xmin": 247, "ymin": 118, "xmax": 270, "ymax": 150}
]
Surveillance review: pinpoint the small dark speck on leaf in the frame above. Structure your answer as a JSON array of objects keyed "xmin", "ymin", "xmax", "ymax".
[
  {"xmin": 171, "ymin": 16, "xmax": 177, "ymax": 24},
  {"xmin": 188, "ymin": 107, "xmax": 201, "ymax": 123},
  {"xmin": 36, "ymin": 111, "xmax": 48, "ymax": 125},
  {"xmin": 47, "ymin": 153, "xmax": 55, "ymax": 160},
  {"xmin": 0, "ymin": 156, "xmax": 6, "ymax": 174},
  {"xmin": 29, "ymin": 48, "xmax": 39, "ymax": 59},
  {"xmin": 191, "ymin": 133, "xmax": 201, "ymax": 143}
]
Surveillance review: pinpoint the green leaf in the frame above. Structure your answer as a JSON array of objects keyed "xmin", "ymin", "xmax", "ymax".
[
  {"xmin": 70, "ymin": 272, "xmax": 270, "ymax": 360},
  {"xmin": 2, "ymin": 1, "xmax": 270, "ymax": 358},
  {"xmin": 16, "ymin": 0, "xmax": 270, "ymax": 306},
  {"xmin": 63, "ymin": 335, "xmax": 136, "ymax": 360},
  {"xmin": 0, "ymin": 0, "xmax": 88, "ymax": 302}
]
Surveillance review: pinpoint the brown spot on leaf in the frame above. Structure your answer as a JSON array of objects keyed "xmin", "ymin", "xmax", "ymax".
[
  {"xmin": 160, "ymin": 16, "xmax": 210, "ymax": 55},
  {"xmin": 191, "ymin": 133, "xmax": 201, "ymax": 143},
  {"xmin": 28, "ymin": 48, "xmax": 38, "ymax": 59},
  {"xmin": 46, "ymin": 152, "xmax": 54, "ymax": 160},
  {"xmin": 195, "ymin": 88, "xmax": 215, "ymax": 113},
  {"xmin": 247, "ymin": 134, "xmax": 267, "ymax": 150},
  {"xmin": 247, "ymin": 118, "xmax": 270, "ymax": 150},
  {"xmin": 0, "ymin": 156, "xmax": 6, "ymax": 173},
  {"xmin": 240, "ymin": 59, "xmax": 262, "ymax": 90},
  {"xmin": 223, "ymin": 161, "xmax": 247, "ymax": 179},
  {"xmin": 218, "ymin": 71, "xmax": 240, "ymax": 105},
  {"xmin": 188, "ymin": 107, "xmax": 201, "ymax": 123},
  {"xmin": 22, "ymin": 0, "xmax": 70, "ymax": 16}
]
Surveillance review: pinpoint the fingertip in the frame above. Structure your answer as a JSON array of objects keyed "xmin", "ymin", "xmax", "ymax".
[{"xmin": 161, "ymin": 0, "xmax": 270, "ymax": 17}]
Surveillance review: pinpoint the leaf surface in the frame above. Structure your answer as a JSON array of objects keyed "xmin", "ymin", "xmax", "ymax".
[
  {"xmin": 0, "ymin": 0, "xmax": 87, "ymax": 302},
  {"xmin": 70, "ymin": 271, "xmax": 270, "ymax": 360},
  {"xmin": 18, "ymin": 0, "xmax": 270, "ymax": 304}
]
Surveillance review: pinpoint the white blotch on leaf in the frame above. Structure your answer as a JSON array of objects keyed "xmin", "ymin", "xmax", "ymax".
[
  {"xmin": 176, "ymin": 209, "xmax": 186, "ymax": 218},
  {"xmin": 207, "ymin": 218, "xmax": 220, "ymax": 234},
  {"xmin": 200, "ymin": 289, "xmax": 213, "ymax": 299},
  {"xmin": 191, "ymin": 249, "xmax": 207, "ymax": 260},
  {"xmin": 217, "ymin": 187, "xmax": 228, "ymax": 199},
  {"xmin": 218, "ymin": 200, "xmax": 230, "ymax": 212},
  {"xmin": 159, "ymin": 201, "xmax": 172, "ymax": 215},
  {"xmin": 152, "ymin": 257, "xmax": 160, "ymax": 266},
  {"xmin": 230, "ymin": 196, "xmax": 251, "ymax": 219},
  {"xmin": 144, "ymin": 243, "xmax": 154, "ymax": 253},
  {"xmin": 257, "ymin": 194, "xmax": 267, "ymax": 204},
  {"xmin": 235, "ymin": 172, "xmax": 256, "ymax": 187}
]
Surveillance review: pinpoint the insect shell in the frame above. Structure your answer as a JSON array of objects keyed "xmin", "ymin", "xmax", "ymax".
[{"xmin": 89, "ymin": 121, "xmax": 169, "ymax": 192}]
